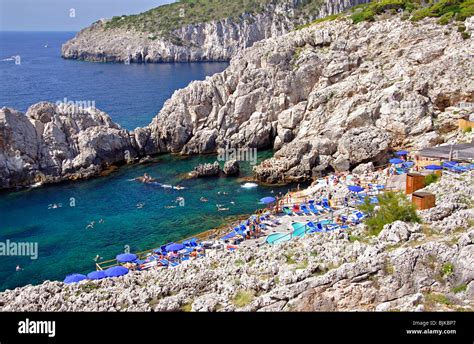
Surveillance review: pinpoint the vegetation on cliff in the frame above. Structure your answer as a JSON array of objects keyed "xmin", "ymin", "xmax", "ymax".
[
  {"xmin": 300, "ymin": 0, "xmax": 474, "ymax": 29},
  {"xmin": 359, "ymin": 192, "xmax": 421, "ymax": 235},
  {"xmin": 105, "ymin": 0, "xmax": 324, "ymax": 36}
]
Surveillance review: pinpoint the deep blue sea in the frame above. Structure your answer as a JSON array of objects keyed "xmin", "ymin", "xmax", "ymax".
[
  {"xmin": 0, "ymin": 31, "xmax": 227, "ymax": 129},
  {"xmin": 0, "ymin": 32, "xmax": 290, "ymax": 292}
]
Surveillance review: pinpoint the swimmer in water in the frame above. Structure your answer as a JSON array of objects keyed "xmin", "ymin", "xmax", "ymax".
[
  {"xmin": 230, "ymin": 201, "xmax": 235, "ymax": 205},
  {"xmin": 86, "ymin": 221, "xmax": 95, "ymax": 230},
  {"xmin": 99, "ymin": 219, "xmax": 104, "ymax": 224},
  {"xmin": 136, "ymin": 203, "xmax": 144, "ymax": 209},
  {"xmin": 93, "ymin": 255, "xmax": 102, "ymax": 262},
  {"xmin": 143, "ymin": 173, "xmax": 151, "ymax": 182},
  {"xmin": 16, "ymin": 265, "xmax": 22, "ymax": 272},
  {"xmin": 200, "ymin": 197, "xmax": 208, "ymax": 202}
]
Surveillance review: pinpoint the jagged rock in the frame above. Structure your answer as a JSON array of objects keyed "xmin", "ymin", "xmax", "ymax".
[
  {"xmin": 455, "ymin": 246, "xmax": 474, "ymax": 284},
  {"xmin": 352, "ymin": 162, "xmax": 375, "ymax": 175},
  {"xmin": 191, "ymin": 293, "xmax": 221, "ymax": 312},
  {"xmin": 337, "ymin": 127, "xmax": 392, "ymax": 168},
  {"xmin": 378, "ymin": 221, "xmax": 422, "ymax": 244},
  {"xmin": 223, "ymin": 160, "xmax": 240, "ymax": 176},
  {"xmin": 0, "ymin": 103, "xmax": 135, "ymax": 189},
  {"xmin": 189, "ymin": 161, "xmax": 220, "ymax": 178},
  {"xmin": 3, "ymin": 17, "xmax": 474, "ymax": 188}
]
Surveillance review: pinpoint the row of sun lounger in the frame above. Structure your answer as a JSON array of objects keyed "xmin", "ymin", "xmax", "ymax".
[{"xmin": 282, "ymin": 199, "xmax": 333, "ymax": 216}]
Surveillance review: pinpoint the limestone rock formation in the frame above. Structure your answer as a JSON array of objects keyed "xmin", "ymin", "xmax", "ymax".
[
  {"xmin": 62, "ymin": 0, "xmax": 370, "ymax": 63},
  {"xmin": 189, "ymin": 161, "xmax": 221, "ymax": 178},
  {"xmin": 0, "ymin": 103, "xmax": 136, "ymax": 189},
  {"xmin": 144, "ymin": 16, "xmax": 473, "ymax": 183},
  {"xmin": 2, "ymin": 16, "xmax": 473, "ymax": 189},
  {"xmin": 223, "ymin": 159, "xmax": 240, "ymax": 176}
]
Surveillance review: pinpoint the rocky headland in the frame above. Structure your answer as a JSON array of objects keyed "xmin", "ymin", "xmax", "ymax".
[
  {"xmin": 3, "ymin": 13, "xmax": 472, "ymax": 189},
  {"xmin": 61, "ymin": 0, "xmax": 370, "ymax": 63}
]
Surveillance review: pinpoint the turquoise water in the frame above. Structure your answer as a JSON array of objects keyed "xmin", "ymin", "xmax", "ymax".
[
  {"xmin": 0, "ymin": 152, "xmax": 294, "ymax": 291},
  {"xmin": 265, "ymin": 222, "xmax": 308, "ymax": 245},
  {"xmin": 266, "ymin": 232, "xmax": 291, "ymax": 245},
  {"xmin": 0, "ymin": 32, "xmax": 291, "ymax": 292},
  {"xmin": 291, "ymin": 222, "xmax": 308, "ymax": 237}
]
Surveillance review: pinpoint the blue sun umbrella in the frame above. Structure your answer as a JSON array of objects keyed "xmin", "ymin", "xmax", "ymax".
[
  {"xmin": 221, "ymin": 232, "xmax": 236, "ymax": 240},
  {"xmin": 395, "ymin": 150, "xmax": 409, "ymax": 156},
  {"xmin": 63, "ymin": 273, "xmax": 87, "ymax": 284},
  {"xmin": 443, "ymin": 161, "xmax": 458, "ymax": 168},
  {"xmin": 259, "ymin": 196, "xmax": 276, "ymax": 204},
  {"xmin": 116, "ymin": 253, "xmax": 137, "ymax": 263},
  {"xmin": 165, "ymin": 243, "xmax": 185, "ymax": 252},
  {"xmin": 389, "ymin": 158, "xmax": 404, "ymax": 164},
  {"xmin": 105, "ymin": 266, "xmax": 129, "ymax": 278},
  {"xmin": 348, "ymin": 185, "xmax": 364, "ymax": 193},
  {"xmin": 425, "ymin": 165, "xmax": 442, "ymax": 170},
  {"xmin": 87, "ymin": 270, "xmax": 107, "ymax": 280}
]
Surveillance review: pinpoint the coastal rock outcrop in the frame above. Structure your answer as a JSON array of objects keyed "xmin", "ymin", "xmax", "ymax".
[
  {"xmin": 189, "ymin": 161, "xmax": 221, "ymax": 178},
  {"xmin": 0, "ymin": 103, "xmax": 136, "ymax": 189},
  {"xmin": 61, "ymin": 0, "xmax": 370, "ymax": 63},
  {"xmin": 2, "ymin": 16, "xmax": 473, "ymax": 189},
  {"xmin": 223, "ymin": 160, "xmax": 240, "ymax": 176},
  {"xmin": 143, "ymin": 16, "xmax": 473, "ymax": 183}
]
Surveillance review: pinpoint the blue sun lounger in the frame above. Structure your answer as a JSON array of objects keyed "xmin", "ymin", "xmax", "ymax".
[
  {"xmin": 308, "ymin": 202, "xmax": 320, "ymax": 215},
  {"xmin": 316, "ymin": 201, "xmax": 329, "ymax": 212},
  {"xmin": 307, "ymin": 221, "xmax": 323, "ymax": 233},
  {"xmin": 300, "ymin": 204, "xmax": 312, "ymax": 215},
  {"xmin": 322, "ymin": 198, "xmax": 333, "ymax": 210}
]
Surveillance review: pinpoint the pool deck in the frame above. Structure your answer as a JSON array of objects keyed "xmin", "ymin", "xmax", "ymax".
[{"xmin": 238, "ymin": 210, "xmax": 344, "ymax": 248}]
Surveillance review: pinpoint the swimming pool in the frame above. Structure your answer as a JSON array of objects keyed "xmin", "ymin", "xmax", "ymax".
[
  {"xmin": 266, "ymin": 232, "xmax": 292, "ymax": 245},
  {"xmin": 291, "ymin": 222, "xmax": 308, "ymax": 237},
  {"xmin": 265, "ymin": 222, "xmax": 309, "ymax": 245}
]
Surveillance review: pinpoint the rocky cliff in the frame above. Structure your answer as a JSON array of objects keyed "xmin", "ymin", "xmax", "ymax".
[
  {"xmin": 0, "ymin": 173, "xmax": 472, "ymax": 311},
  {"xmin": 2, "ymin": 16, "xmax": 473, "ymax": 189},
  {"xmin": 0, "ymin": 103, "xmax": 137, "ymax": 189},
  {"xmin": 61, "ymin": 0, "xmax": 370, "ymax": 63},
  {"xmin": 143, "ymin": 15, "xmax": 474, "ymax": 183}
]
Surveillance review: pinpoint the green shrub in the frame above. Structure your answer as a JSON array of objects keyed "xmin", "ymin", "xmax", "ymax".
[
  {"xmin": 425, "ymin": 292, "xmax": 451, "ymax": 306},
  {"xmin": 358, "ymin": 191, "xmax": 421, "ymax": 236},
  {"xmin": 425, "ymin": 173, "xmax": 440, "ymax": 186},
  {"xmin": 438, "ymin": 11, "xmax": 454, "ymax": 24},
  {"xmin": 105, "ymin": 0, "xmax": 326, "ymax": 36},
  {"xmin": 464, "ymin": 126, "xmax": 473, "ymax": 133},
  {"xmin": 232, "ymin": 290, "xmax": 254, "ymax": 307},
  {"xmin": 441, "ymin": 262, "xmax": 454, "ymax": 276},
  {"xmin": 452, "ymin": 284, "xmax": 467, "ymax": 293},
  {"xmin": 181, "ymin": 300, "xmax": 193, "ymax": 312},
  {"xmin": 412, "ymin": 0, "xmax": 474, "ymax": 22}
]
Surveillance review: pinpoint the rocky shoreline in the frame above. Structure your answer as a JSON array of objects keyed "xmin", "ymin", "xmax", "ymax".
[
  {"xmin": 2, "ymin": 16, "xmax": 473, "ymax": 190},
  {"xmin": 0, "ymin": 173, "xmax": 472, "ymax": 312},
  {"xmin": 61, "ymin": 0, "xmax": 370, "ymax": 63}
]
